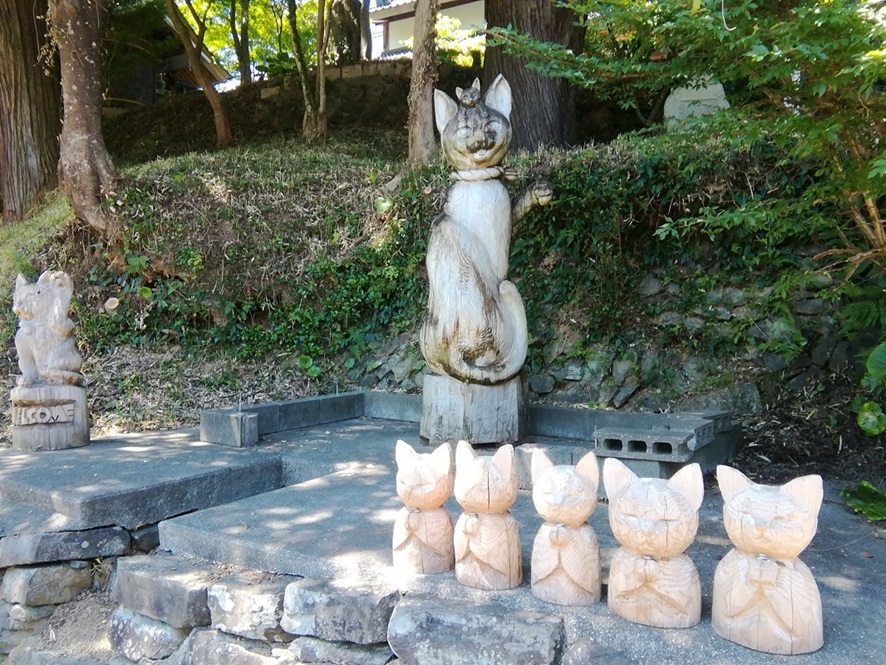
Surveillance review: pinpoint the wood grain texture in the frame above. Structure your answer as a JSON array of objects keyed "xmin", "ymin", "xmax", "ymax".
[
  {"xmin": 531, "ymin": 522, "xmax": 600, "ymax": 605},
  {"xmin": 392, "ymin": 506, "xmax": 455, "ymax": 575},
  {"xmin": 713, "ymin": 466, "xmax": 824, "ymax": 654},
  {"xmin": 454, "ymin": 511, "xmax": 522, "ymax": 590}
]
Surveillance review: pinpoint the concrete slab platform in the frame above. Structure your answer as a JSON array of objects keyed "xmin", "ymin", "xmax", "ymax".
[
  {"xmin": 0, "ymin": 430, "xmax": 283, "ymax": 531},
  {"xmin": 158, "ymin": 421, "xmax": 885, "ymax": 665}
]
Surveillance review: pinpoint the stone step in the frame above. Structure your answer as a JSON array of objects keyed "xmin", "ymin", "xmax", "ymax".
[{"xmin": 0, "ymin": 432, "xmax": 283, "ymax": 530}]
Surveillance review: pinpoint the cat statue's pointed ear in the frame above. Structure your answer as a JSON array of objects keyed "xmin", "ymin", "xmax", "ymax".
[
  {"xmin": 575, "ymin": 452, "xmax": 600, "ymax": 490},
  {"xmin": 783, "ymin": 474, "xmax": 824, "ymax": 516},
  {"xmin": 492, "ymin": 444, "xmax": 515, "ymax": 481},
  {"xmin": 455, "ymin": 439, "xmax": 476, "ymax": 471},
  {"xmin": 395, "ymin": 439, "xmax": 416, "ymax": 469},
  {"xmin": 15, "ymin": 274, "xmax": 27, "ymax": 289},
  {"xmin": 434, "ymin": 89, "xmax": 459, "ymax": 134},
  {"xmin": 717, "ymin": 465, "xmax": 754, "ymax": 503},
  {"xmin": 484, "ymin": 74, "xmax": 512, "ymax": 120},
  {"xmin": 669, "ymin": 463, "xmax": 704, "ymax": 511},
  {"xmin": 430, "ymin": 441, "xmax": 453, "ymax": 475},
  {"xmin": 603, "ymin": 458, "xmax": 636, "ymax": 500},
  {"xmin": 531, "ymin": 448, "xmax": 554, "ymax": 485}
]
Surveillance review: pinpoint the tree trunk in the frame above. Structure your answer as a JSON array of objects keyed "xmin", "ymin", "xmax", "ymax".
[
  {"xmin": 49, "ymin": 0, "xmax": 118, "ymax": 234},
  {"xmin": 0, "ymin": 0, "xmax": 60, "ymax": 220},
  {"xmin": 229, "ymin": 0, "xmax": 252, "ymax": 86},
  {"xmin": 484, "ymin": 0, "xmax": 585, "ymax": 151},
  {"xmin": 166, "ymin": 0, "xmax": 233, "ymax": 147},
  {"xmin": 361, "ymin": 0, "xmax": 372, "ymax": 60},
  {"xmin": 407, "ymin": 0, "xmax": 439, "ymax": 165},
  {"xmin": 329, "ymin": 0, "xmax": 361, "ymax": 65}
]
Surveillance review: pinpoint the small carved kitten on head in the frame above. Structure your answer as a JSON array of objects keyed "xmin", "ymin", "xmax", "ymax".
[
  {"xmin": 392, "ymin": 440, "xmax": 455, "ymax": 575},
  {"xmin": 13, "ymin": 271, "xmax": 83, "ymax": 387},
  {"xmin": 713, "ymin": 466, "xmax": 824, "ymax": 655},
  {"xmin": 604, "ymin": 459, "xmax": 703, "ymax": 628},
  {"xmin": 453, "ymin": 441, "xmax": 522, "ymax": 589},
  {"xmin": 530, "ymin": 450, "xmax": 601, "ymax": 605}
]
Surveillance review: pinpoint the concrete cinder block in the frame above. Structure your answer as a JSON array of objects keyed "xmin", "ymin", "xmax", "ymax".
[
  {"xmin": 594, "ymin": 427, "xmax": 697, "ymax": 462},
  {"xmin": 515, "ymin": 442, "xmax": 596, "ymax": 491},
  {"xmin": 114, "ymin": 553, "xmax": 215, "ymax": 628},
  {"xmin": 245, "ymin": 403, "xmax": 282, "ymax": 436},
  {"xmin": 200, "ymin": 410, "xmax": 258, "ymax": 447}
]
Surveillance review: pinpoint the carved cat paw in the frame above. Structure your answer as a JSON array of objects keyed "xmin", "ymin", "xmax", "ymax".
[{"xmin": 534, "ymin": 181, "xmax": 553, "ymax": 206}]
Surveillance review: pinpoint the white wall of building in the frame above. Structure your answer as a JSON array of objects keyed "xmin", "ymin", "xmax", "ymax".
[{"xmin": 371, "ymin": 0, "xmax": 485, "ymax": 58}]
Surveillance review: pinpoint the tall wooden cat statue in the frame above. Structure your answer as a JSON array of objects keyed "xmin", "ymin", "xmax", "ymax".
[
  {"xmin": 713, "ymin": 466, "xmax": 824, "ymax": 655},
  {"xmin": 453, "ymin": 441, "xmax": 521, "ymax": 589},
  {"xmin": 604, "ymin": 459, "xmax": 704, "ymax": 628},
  {"xmin": 530, "ymin": 449, "xmax": 601, "ymax": 605},
  {"xmin": 420, "ymin": 75, "xmax": 551, "ymax": 385},
  {"xmin": 392, "ymin": 440, "xmax": 455, "ymax": 575}
]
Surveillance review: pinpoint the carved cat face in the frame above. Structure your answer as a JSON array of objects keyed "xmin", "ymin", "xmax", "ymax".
[
  {"xmin": 454, "ymin": 440, "xmax": 517, "ymax": 513},
  {"xmin": 434, "ymin": 75, "xmax": 513, "ymax": 171},
  {"xmin": 531, "ymin": 450, "xmax": 599, "ymax": 526},
  {"xmin": 395, "ymin": 440, "xmax": 454, "ymax": 510},
  {"xmin": 13, "ymin": 271, "xmax": 73, "ymax": 323},
  {"xmin": 718, "ymin": 465, "xmax": 822, "ymax": 559},
  {"xmin": 604, "ymin": 459, "xmax": 704, "ymax": 558}
]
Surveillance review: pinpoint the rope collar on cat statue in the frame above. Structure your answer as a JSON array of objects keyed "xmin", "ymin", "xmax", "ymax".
[{"xmin": 450, "ymin": 166, "xmax": 518, "ymax": 183}]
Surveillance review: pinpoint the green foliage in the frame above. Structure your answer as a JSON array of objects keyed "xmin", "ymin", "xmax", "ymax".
[
  {"xmin": 492, "ymin": 0, "xmax": 886, "ymax": 267},
  {"xmin": 841, "ymin": 481, "xmax": 886, "ymax": 520}
]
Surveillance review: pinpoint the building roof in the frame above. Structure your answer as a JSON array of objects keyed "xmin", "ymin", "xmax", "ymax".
[{"xmin": 370, "ymin": 0, "xmax": 479, "ymax": 22}]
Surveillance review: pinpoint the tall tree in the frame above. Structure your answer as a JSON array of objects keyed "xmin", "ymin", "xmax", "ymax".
[
  {"xmin": 0, "ymin": 0, "xmax": 60, "ymax": 220},
  {"xmin": 49, "ymin": 0, "xmax": 119, "ymax": 234},
  {"xmin": 328, "ymin": 0, "xmax": 360, "ymax": 65},
  {"xmin": 287, "ymin": 0, "xmax": 330, "ymax": 139},
  {"xmin": 166, "ymin": 0, "xmax": 233, "ymax": 146},
  {"xmin": 407, "ymin": 0, "xmax": 439, "ymax": 165},
  {"xmin": 229, "ymin": 0, "xmax": 253, "ymax": 85},
  {"xmin": 484, "ymin": 0, "xmax": 585, "ymax": 151}
]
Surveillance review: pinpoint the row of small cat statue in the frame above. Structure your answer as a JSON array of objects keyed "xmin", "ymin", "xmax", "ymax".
[{"xmin": 393, "ymin": 440, "xmax": 824, "ymax": 656}]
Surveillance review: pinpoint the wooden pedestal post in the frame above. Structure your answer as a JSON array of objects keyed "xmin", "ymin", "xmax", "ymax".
[
  {"xmin": 420, "ymin": 373, "xmax": 526, "ymax": 445},
  {"xmin": 11, "ymin": 384, "xmax": 90, "ymax": 451}
]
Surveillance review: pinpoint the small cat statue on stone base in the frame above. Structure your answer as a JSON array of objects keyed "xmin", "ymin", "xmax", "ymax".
[
  {"xmin": 604, "ymin": 459, "xmax": 704, "ymax": 628},
  {"xmin": 10, "ymin": 270, "xmax": 89, "ymax": 451},
  {"xmin": 13, "ymin": 271, "xmax": 83, "ymax": 387},
  {"xmin": 530, "ymin": 449, "xmax": 601, "ymax": 606},
  {"xmin": 453, "ymin": 441, "xmax": 521, "ymax": 590},
  {"xmin": 392, "ymin": 440, "xmax": 455, "ymax": 575},
  {"xmin": 713, "ymin": 465, "xmax": 824, "ymax": 655}
]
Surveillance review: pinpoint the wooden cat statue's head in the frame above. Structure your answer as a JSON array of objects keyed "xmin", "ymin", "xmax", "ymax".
[
  {"xmin": 604, "ymin": 458, "xmax": 704, "ymax": 558},
  {"xmin": 454, "ymin": 440, "xmax": 517, "ymax": 514},
  {"xmin": 395, "ymin": 440, "xmax": 454, "ymax": 511},
  {"xmin": 531, "ymin": 449, "xmax": 599, "ymax": 526},
  {"xmin": 434, "ymin": 75, "xmax": 513, "ymax": 171},
  {"xmin": 718, "ymin": 465, "xmax": 823, "ymax": 559}
]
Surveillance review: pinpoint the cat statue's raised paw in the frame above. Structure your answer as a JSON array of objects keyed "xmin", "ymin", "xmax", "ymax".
[
  {"xmin": 420, "ymin": 75, "xmax": 551, "ymax": 386},
  {"xmin": 392, "ymin": 440, "xmax": 455, "ymax": 575},
  {"xmin": 604, "ymin": 458, "xmax": 703, "ymax": 628},
  {"xmin": 13, "ymin": 271, "xmax": 83, "ymax": 387},
  {"xmin": 530, "ymin": 449, "xmax": 601, "ymax": 606},
  {"xmin": 713, "ymin": 466, "xmax": 824, "ymax": 655}
]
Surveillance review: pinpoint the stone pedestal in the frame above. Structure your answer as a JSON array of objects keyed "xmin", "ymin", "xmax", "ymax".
[
  {"xmin": 420, "ymin": 373, "xmax": 526, "ymax": 444},
  {"xmin": 11, "ymin": 384, "xmax": 89, "ymax": 451}
]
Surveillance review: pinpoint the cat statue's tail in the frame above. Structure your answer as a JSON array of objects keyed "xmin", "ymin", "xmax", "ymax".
[{"xmin": 420, "ymin": 225, "xmax": 527, "ymax": 385}]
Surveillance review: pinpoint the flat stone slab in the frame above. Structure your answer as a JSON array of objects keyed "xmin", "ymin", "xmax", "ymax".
[
  {"xmin": 0, "ymin": 526, "xmax": 131, "ymax": 568},
  {"xmin": 0, "ymin": 430, "xmax": 283, "ymax": 530}
]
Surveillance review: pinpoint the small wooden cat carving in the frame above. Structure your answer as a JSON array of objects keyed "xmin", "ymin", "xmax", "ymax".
[
  {"xmin": 392, "ymin": 440, "xmax": 455, "ymax": 575},
  {"xmin": 13, "ymin": 271, "xmax": 83, "ymax": 387},
  {"xmin": 713, "ymin": 466, "xmax": 824, "ymax": 655},
  {"xmin": 530, "ymin": 449, "xmax": 601, "ymax": 605},
  {"xmin": 604, "ymin": 459, "xmax": 703, "ymax": 628},
  {"xmin": 453, "ymin": 440, "xmax": 522, "ymax": 589},
  {"xmin": 420, "ymin": 75, "xmax": 551, "ymax": 385}
]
